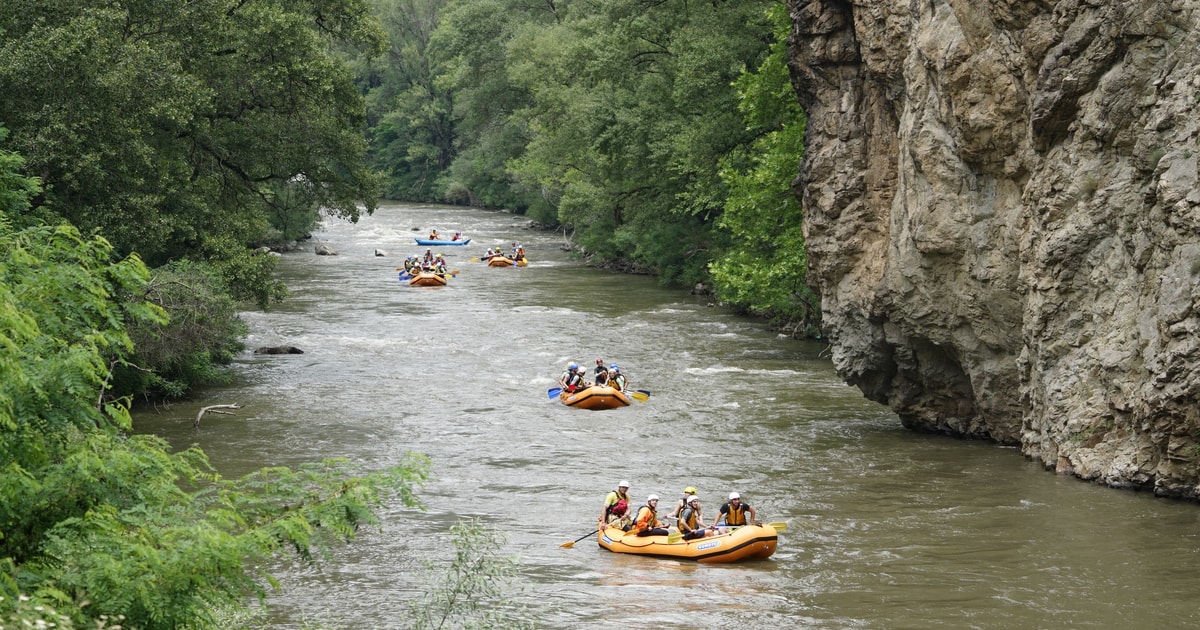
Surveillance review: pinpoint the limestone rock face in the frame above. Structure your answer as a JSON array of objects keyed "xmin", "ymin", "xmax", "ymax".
[{"xmin": 787, "ymin": 0, "xmax": 1200, "ymax": 498}]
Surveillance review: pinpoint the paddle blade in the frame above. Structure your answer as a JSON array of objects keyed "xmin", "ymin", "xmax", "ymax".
[
  {"xmin": 666, "ymin": 532, "xmax": 683, "ymax": 544},
  {"xmin": 627, "ymin": 390, "xmax": 649, "ymax": 402},
  {"xmin": 547, "ymin": 387, "xmax": 563, "ymax": 399},
  {"xmin": 560, "ymin": 540, "xmax": 576, "ymax": 548},
  {"xmin": 767, "ymin": 521, "xmax": 787, "ymax": 532},
  {"xmin": 469, "ymin": 257, "xmax": 480, "ymax": 262}
]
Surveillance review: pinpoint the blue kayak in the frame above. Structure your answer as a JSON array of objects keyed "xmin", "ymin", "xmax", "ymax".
[{"xmin": 414, "ymin": 238, "xmax": 471, "ymax": 246}]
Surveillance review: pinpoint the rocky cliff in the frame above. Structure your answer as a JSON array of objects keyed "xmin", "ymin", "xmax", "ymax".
[{"xmin": 787, "ymin": 0, "xmax": 1200, "ymax": 499}]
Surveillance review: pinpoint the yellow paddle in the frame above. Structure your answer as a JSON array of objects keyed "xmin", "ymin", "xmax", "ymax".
[
  {"xmin": 626, "ymin": 389, "xmax": 650, "ymax": 402},
  {"xmin": 716, "ymin": 521, "xmax": 788, "ymax": 532},
  {"xmin": 560, "ymin": 528, "xmax": 599, "ymax": 548}
]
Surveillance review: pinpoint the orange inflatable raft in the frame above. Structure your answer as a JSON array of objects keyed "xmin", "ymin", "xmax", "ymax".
[
  {"xmin": 560, "ymin": 385, "xmax": 631, "ymax": 410},
  {"xmin": 486, "ymin": 255, "xmax": 528, "ymax": 267},
  {"xmin": 597, "ymin": 523, "xmax": 778, "ymax": 563},
  {"xmin": 408, "ymin": 272, "xmax": 448, "ymax": 286}
]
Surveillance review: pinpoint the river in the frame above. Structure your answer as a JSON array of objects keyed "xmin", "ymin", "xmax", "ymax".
[{"xmin": 133, "ymin": 202, "xmax": 1200, "ymax": 629}]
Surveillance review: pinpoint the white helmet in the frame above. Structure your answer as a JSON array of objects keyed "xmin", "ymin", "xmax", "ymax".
[
  {"xmin": 647, "ymin": 494, "xmax": 659, "ymax": 502},
  {"xmin": 729, "ymin": 492, "xmax": 740, "ymax": 500},
  {"xmin": 618, "ymin": 480, "xmax": 630, "ymax": 488},
  {"xmin": 686, "ymin": 495, "xmax": 699, "ymax": 505}
]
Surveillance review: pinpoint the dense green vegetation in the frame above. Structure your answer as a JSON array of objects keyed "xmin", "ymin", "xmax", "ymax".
[
  {"xmin": 0, "ymin": 0, "xmax": 389, "ymax": 399},
  {"xmin": 1, "ymin": 3, "xmax": 487, "ymax": 627},
  {"xmin": 1, "ymin": 0, "xmax": 813, "ymax": 626},
  {"xmin": 0, "ymin": 166, "xmax": 431, "ymax": 627},
  {"xmin": 361, "ymin": 0, "xmax": 816, "ymax": 332},
  {"xmin": 0, "ymin": 0, "xmax": 383, "ymax": 267}
]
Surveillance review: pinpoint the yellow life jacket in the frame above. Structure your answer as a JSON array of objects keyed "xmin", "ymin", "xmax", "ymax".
[
  {"xmin": 680, "ymin": 506, "xmax": 700, "ymax": 531},
  {"xmin": 725, "ymin": 502, "xmax": 749, "ymax": 526}
]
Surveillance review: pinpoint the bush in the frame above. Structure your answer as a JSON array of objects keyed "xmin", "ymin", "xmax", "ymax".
[{"xmin": 115, "ymin": 259, "xmax": 248, "ymax": 401}]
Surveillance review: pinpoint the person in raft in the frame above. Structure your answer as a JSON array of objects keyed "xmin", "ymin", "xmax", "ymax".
[
  {"xmin": 672, "ymin": 486, "xmax": 698, "ymax": 520},
  {"xmin": 608, "ymin": 364, "xmax": 627, "ymax": 391},
  {"xmin": 560, "ymin": 362, "xmax": 586, "ymax": 393},
  {"xmin": 575, "ymin": 365, "xmax": 590, "ymax": 388},
  {"xmin": 632, "ymin": 495, "xmax": 670, "ymax": 537},
  {"xmin": 714, "ymin": 491, "xmax": 757, "ymax": 530},
  {"xmin": 451, "ymin": 231, "xmax": 462, "ymax": 241},
  {"xmin": 428, "ymin": 229, "xmax": 439, "ymax": 240},
  {"xmin": 678, "ymin": 495, "xmax": 715, "ymax": 540},
  {"xmin": 600, "ymin": 480, "xmax": 632, "ymax": 529},
  {"xmin": 593, "ymin": 358, "xmax": 610, "ymax": 386}
]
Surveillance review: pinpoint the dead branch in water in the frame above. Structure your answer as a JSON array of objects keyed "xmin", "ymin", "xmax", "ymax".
[{"xmin": 195, "ymin": 403, "xmax": 241, "ymax": 428}]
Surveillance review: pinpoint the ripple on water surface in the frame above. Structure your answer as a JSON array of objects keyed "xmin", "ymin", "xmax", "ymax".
[{"xmin": 132, "ymin": 203, "xmax": 1200, "ymax": 629}]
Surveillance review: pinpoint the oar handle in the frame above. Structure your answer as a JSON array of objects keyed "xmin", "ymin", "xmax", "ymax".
[{"xmin": 560, "ymin": 528, "xmax": 599, "ymax": 547}]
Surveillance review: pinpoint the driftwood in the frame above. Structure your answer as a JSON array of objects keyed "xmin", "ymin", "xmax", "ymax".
[{"xmin": 194, "ymin": 403, "xmax": 241, "ymax": 428}]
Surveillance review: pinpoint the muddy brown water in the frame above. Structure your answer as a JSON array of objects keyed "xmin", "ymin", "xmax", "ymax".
[{"xmin": 134, "ymin": 202, "xmax": 1200, "ymax": 628}]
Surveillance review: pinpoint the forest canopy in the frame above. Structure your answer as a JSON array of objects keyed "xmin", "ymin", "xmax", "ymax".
[{"xmin": 360, "ymin": 0, "xmax": 816, "ymax": 331}]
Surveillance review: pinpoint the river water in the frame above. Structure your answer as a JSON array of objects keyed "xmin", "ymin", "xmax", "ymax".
[{"xmin": 134, "ymin": 202, "xmax": 1200, "ymax": 629}]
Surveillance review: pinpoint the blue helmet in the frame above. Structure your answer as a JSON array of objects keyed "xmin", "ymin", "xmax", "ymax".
[
  {"xmin": 610, "ymin": 364, "xmax": 619, "ymax": 371},
  {"xmin": 568, "ymin": 362, "xmax": 578, "ymax": 370}
]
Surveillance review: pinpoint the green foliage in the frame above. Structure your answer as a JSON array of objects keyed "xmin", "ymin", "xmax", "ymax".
[
  {"xmin": 201, "ymin": 235, "xmax": 290, "ymax": 310},
  {"xmin": 358, "ymin": 0, "xmax": 554, "ymax": 213},
  {"xmin": 1, "ymin": 591, "xmax": 126, "ymax": 629},
  {"xmin": 494, "ymin": 0, "xmax": 776, "ymax": 281},
  {"xmin": 362, "ymin": 0, "xmax": 456, "ymax": 201},
  {"xmin": 709, "ymin": 4, "xmax": 820, "ymax": 335},
  {"xmin": 0, "ymin": 220, "xmax": 163, "ymax": 447},
  {"xmin": 0, "ymin": 0, "xmax": 384, "ymax": 267},
  {"xmin": 116, "ymin": 259, "xmax": 251, "ymax": 400},
  {"xmin": 0, "ymin": 216, "xmax": 432, "ymax": 629},
  {"xmin": 405, "ymin": 519, "xmax": 537, "ymax": 630},
  {"xmin": 364, "ymin": 0, "xmax": 805, "ymax": 293},
  {"xmin": 0, "ymin": 126, "xmax": 41, "ymax": 221}
]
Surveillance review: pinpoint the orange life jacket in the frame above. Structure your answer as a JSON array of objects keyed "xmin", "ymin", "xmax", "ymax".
[{"xmin": 632, "ymin": 505, "xmax": 658, "ymax": 533}]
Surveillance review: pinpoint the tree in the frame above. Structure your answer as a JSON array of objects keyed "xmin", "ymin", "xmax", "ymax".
[
  {"xmin": 116, "ymin": 259, "xmax": 250, "ymax": 400},
  {"xmin": 0, "ymin": 127, "xmax": 39, "ymax": 218},
  {"xmin": 360, "ymin": 0, "xmax": 457, "ymax": 201},
  {"xmin": 0, "ymin": 0, "xmax": 385, "ymax": 276},
  {"xmin": 709, "ymin": 4, "xmax": 818, "ymax": 334},
  {"xmin": 500, "ymin": 0, "xmax": 776, "ymax": 284},
  {"xmin": 0, "ymin": 200, "xmax": 430, "ymax": 628}
]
